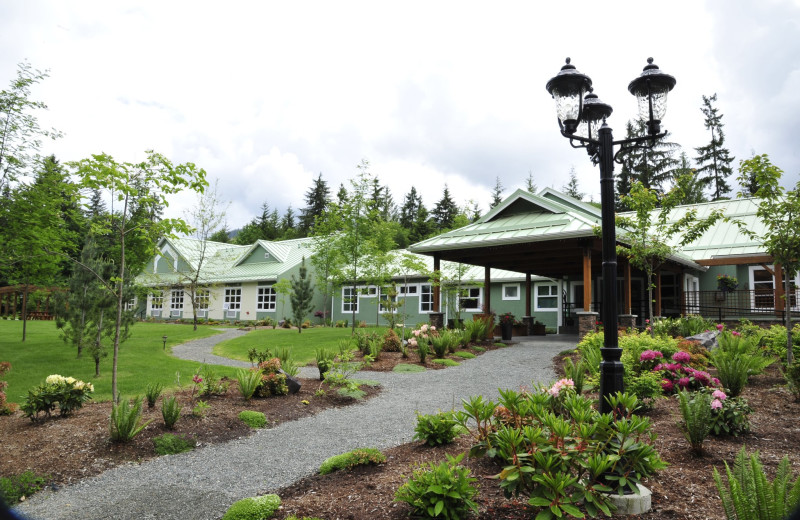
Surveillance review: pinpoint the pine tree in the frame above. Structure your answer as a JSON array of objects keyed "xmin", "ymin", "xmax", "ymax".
[
  {"xmin": 490, "ymin": 177, "xmax": 504, "ymax": 208},
  {"xmin": 399, "ymin": 187, "xmax": 422, "ymax": 229},
  {"xmin": 281, "ymin": 205, "xmax": 297, "ymax": 239},
  {"xmin": 336, "ymin": 183, "xmax": 348, "ymax": 204},
  {"xmin": 431, "ymin": 185, "xmax": 458, "ymax": 231},
  {"xmin": 672, "ymin": 152, "xmax": 708, "ymax": 205},
  {"xmin": 524, "ymin": 171, "xmax": 538, "ymax": 194},
  {"xmin": 299, "ymin": 172, "xmax": 330, "ymax": 235},
  {"xmin": 561, "ymin": 167, "xmax": 585, "ymax": 200},
  {"xmin": 694, "ymin": 94, "xmax": 735, "ymax": 200},
  {"xmin": 290, "ymin": 257, "xmax": 314, "ymax": 334},
  {"xmin": 616, "ymin": 119, "xmax": 681, "ymax": 208},
  {"xmin": 209, "ymin": 227, "xmax": 230, "ymax": 243}
]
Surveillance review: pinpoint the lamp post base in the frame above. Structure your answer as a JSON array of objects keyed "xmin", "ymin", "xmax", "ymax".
[{"xmin": 599, "ymin": 349, "xmax": 624, "ymax": 414}]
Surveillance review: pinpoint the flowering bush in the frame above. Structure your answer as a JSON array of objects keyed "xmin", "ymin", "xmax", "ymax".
[
  {"xmin": 547, "ymin": 378, "xmax": 574, "ymax": 397},
  {"xmin": 254, "ymin": 358, "xmax": 288, "ymax": 397},
  {"xmin": 499, "ymin": 312, "xmax": 515, "ymax": 325},
  {"xmin": 0, "ymin": 362, "xmax": 16, "ymax": 415},
  {"xmin": 639, "ymin": 349, "xmax": 664, "ymax": 371},
  {"xmin": 20, "ymin": 374, "xmax": 94, "ymax": 421},
  {"xmin": 407, "ymin": 323, "xmax": 437, "ymax": 349},
  {"xmin": 717, "ymin": 274, "xmax": 738, "ymax": 292},
  {"xmin": 655, "ymin": 351, "xmax": 720, "ymax": 394}
]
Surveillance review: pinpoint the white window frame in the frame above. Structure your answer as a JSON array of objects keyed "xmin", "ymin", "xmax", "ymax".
[
  {"xmin": 150, "ymin": 292, "xmax": 163, "ymax": 310},
  {"xmin": 749, "ymin": 265, "xmax": 800, "ymax": 311},
  {"xmin": 256, "ymin": 285, "xmax": 277, "ymax": 311},
  {"xmin": 342, "ymin": 286, "xmax": 359, "ymax": 313},
  {"xmin": 398, "ymin": 283, "xmax": 418, "ymax": 296},
  {"xmin": 170, "ymin": 289, "xmax": 184, "ymax": 316},
  {"xmin": 535, "ymin": 283, "xmax": 559, "ymax": 311},
  {"xmin": 224, "ymin": 286, "xmax": 242, "ymax": 311},
  {"xmin": 124, "ymin": 297, "xmax": 137, "ymax": 311},
  {"xmin": 419, "ymin": 284, "xmax": 433, "ymax": 313},
  {"xmin": 378, "ymin": 288, "xmax": 397, "ymax": 313},
  {"xmin": 684, "ymin": 275, "xmax": 700, "ymax": 314},
  {"xmin": 502, "ymin": 283, "xmax": 520, "ymax": 301},
  {"xmin": 361, "ymin": 285, "xmax": 378, "ymax": 297},
  {"xmin": 458, "ymin": 287, "xmax": 482, "ymax": 312}
]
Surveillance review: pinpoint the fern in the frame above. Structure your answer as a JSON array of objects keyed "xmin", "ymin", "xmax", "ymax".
[
  {"xmin": 714, "ymin": 446, "xmax": 800, "ymax": 520},
  {"xmin": 678, "ymin": 390, "xmax": 712, "ymax": 453}
]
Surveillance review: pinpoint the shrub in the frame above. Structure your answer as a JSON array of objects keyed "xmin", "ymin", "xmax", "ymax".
[
  {"xmin": 393, "ymin": 363, "xmax": 426, "ymax": 373},
  {"xmin": 383, "ymin": 328, "xmax": 402, "ymax": 352},
  {"xmin": 417, "ymin": 341, "xmax": 429, "ymax": 364},
  {"xmin": 394, "ymin": 453, "xmax": 479, "ymax": 520},
  {"xmin": 153, "ymin": 433, "xmax": 197, "ymax": 455},
  {"xmin": 200, "ymin": 365, "xmax": 229, "ymax": 396},
  {"xmin": 319, "ymin": 448, "xmax": 386, "ymax": 475},
  {"xmin": 20, "ymin": 374, "xmax": 94, "ymax": 421},
  {"xmin": 625, "ymin": 370, "xmax": 664, "ymax": 411},
  {"xmin": 0, "ymin": 470, "xmax": 47, "ymax": 504},
  {"xmin": 145, "ymin": 382, "xmax": 164, "ymax": 409},
  {"xmin": 714, "ymin": 446, "xmax": 800, "ymax": 520},
  {"xmin": 413, "ymin": 411, "xmax": 460, "ymax": 446},
  {"xmin": 161, "ymin": 396, "xmax": 182, "ymax": 429},
  {"xmin": 431, "ymin": 359, "xmax": 459, "ymax": 367},
  {"xmin": 315, "ymin": 347, "xmax": 335, "ymax": 380},
  {"xmin": 256, "ymin": 372, "xmax": 288, "ymax": 397},
  {"xmin": 222, "ymin": 494, "xmax": 281, "ymax": 520},
  {"xmin": 710, "ymin": 352, "xmax": 754, "ymax": 398},
  {"xmin": 236, "ymin": 368, "xmax": 263, "ymax": 401},
  {"xmin": 708, "ymin": 390, "xmax": 752, "ymax": 437},
  {"xmin": 0, "ymin": 361, "xmax": 16, "ymax": 415},
  {"xmin": 785, "ymin": 360, "xmax": 800, "ymax": 401},
  {"xmin": 238, "ymin": 410, "xmax": 267, "ymax": 429},
  {"xmin": 111, "ymin": 396, "xmax": 152, "ymax": 442},
  {"xmin": 463, "ymin": 319, "xmax": 482, "ymax": 342},
  {"xmin": 678, "ymin": 390, "xmax": 713, "ymax": 453},
  {"xmin": 562, "ymin": 357, "xmax": 587, "ymax": 394},
  {"xmin": 192, "ymin": 400, "xmax": 210, "ymax": 418}
]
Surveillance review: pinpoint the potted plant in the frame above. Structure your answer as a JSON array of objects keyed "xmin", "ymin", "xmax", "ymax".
[
  {"xmin": 499, "ymin": 312, "xmax": 514, "ymax": 340},
  {"xmin": 716, "ymin": 274, "xmax": 738, "ymax": 293}
]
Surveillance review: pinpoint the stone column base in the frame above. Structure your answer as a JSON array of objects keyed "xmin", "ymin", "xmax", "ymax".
[
  {"xmin": 577, "ymin": 311, "xmax": 599, "ymax": 339},
  {"xmin": 429, "ymin": 312, "xmax": 444, "ymax": 330},
  {"xmin": 619, "ymin": 314, "xmax": 638, "ymax": 332}
]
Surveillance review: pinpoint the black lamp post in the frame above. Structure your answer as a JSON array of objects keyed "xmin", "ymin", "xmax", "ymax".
[
  {"xmin": 162, "ymin": 335, "xmax": 168, "ymax": 351},
  {"xmin": 546, "ymin": 57, "xmax": 676, "ymax": 414}
]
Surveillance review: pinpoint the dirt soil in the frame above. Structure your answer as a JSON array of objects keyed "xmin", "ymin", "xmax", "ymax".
[{"xmin": 2, "ymin": 345, "xmax": 799, "ymax": 520}]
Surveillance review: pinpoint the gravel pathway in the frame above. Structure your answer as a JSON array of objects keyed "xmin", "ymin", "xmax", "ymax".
[{"xmin": 15, "ymin": 334, "xmax": 577, "ymax": 520}]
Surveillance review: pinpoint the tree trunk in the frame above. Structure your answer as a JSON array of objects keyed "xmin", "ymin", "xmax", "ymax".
[
  {"xmin": 21, "ymin": 285, "xmax": 29, "ymax": 342},
  {"xmin": 786, "ymin": 268, "xmax": 793, "ymax": 365},
  {"xmin": 647, "ymin": 271, "xmax": 655, "ymax": 337},
  {"xmin": 111, "ymin": 195, "xmax": 128, "ymax": 403}
]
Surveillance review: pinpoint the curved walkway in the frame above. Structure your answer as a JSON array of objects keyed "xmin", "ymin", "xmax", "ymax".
[{"xmin": 16, "ymin": 333, "xmax": 577, "ymax": 520}]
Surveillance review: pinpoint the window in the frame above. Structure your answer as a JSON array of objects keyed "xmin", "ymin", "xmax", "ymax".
[
  {"xmin": 124, "ymin": 297, "xmax": 137, "ymax": 311},
  {"xmin": 342, "ymin": 287, "xmax": 358, "ymax": 313},
  {"xmin": 150, "ymin": 293, "xmax": 163, "ymax": 310},
  {"xmin": 458, "ymin": 287, "xmax": 481, "ymax": 312},
  {"xmin": 420, "ymin": 284, "xmax": 433, "ymax": 313},
  {"xmin": 502, "ymin": 283, "xmax": 520, "ymax": 301},
  {"xmin": 378, "ymin": 288, "xmax": 397, "ymax": 313},
  {"xmin": 170, "ymin": 289, "xmax": 184, "ymax": 312},
  {"xmin": 361, "ymin": 286, "xmax": 378, "ymax": 297},
  {"xmin": 398, "ymin": 284, "xmax": 418, "ymax": 296},
  {"xmin": 195, "ymin": 289, "xmax": 209, "ymax": 310},
  {"xmin": 224, "ymin": 287, "xmax": 241, "ymax": 310},
  {"xmin": 257, "ymin": 285, "xmax": 277, "ymax": 311},
  {"xmin": 535, "ymin": 283, "xmax": 559, "ymax": 310}
]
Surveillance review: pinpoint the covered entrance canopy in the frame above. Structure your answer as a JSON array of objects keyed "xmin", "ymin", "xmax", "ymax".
[{"xmin": 409, "ymin": 188, "xmax": 704, "ymax": 327}]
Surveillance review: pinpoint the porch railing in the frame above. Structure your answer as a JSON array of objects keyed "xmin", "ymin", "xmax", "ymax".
[{"xmin": 684, "ymin": 289, "xmax": 800, "ymax": 321}]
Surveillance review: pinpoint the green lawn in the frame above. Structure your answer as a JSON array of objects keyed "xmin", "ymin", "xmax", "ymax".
[
  {"xmin": 0, "ymin": 320, "xmax": 238, "ymax": 404},
  {"xmin": 213, "ymin": 326, "xmax": 391, "ymax": 366}
]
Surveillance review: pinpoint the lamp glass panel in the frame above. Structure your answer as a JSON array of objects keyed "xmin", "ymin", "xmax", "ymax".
[
  {"xmin": 554, "ymin": 90, "xmax": 581, "ymax": 123},
  {"xmin": 636, "ymin": 89, "xmax": 669, "ymax": 122}
]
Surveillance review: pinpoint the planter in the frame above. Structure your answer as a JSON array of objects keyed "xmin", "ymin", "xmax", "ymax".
[
  {"xmin": 532, "ymin": 324, "xmax": 546, "ymax": 336},
  {"xmin": 500, "ymin": 321, "xmax": 513, "ymax": 341},
  {"xmin": 512, "ymin": 324, "xmax": 527, "ymax": 336}
]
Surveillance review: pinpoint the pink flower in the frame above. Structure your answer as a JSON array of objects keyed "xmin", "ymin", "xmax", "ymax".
[
  {"xmin": 192, "ymin": 375, "xmax": 203, "ymax": 384},
  {"xmin": 712, "ymin": 377, "xmax": 721, "ymax": 386},
  {"xmin": 661, "ymin": 379, "xmax": 674, "ymax": 392},
  {"xmin": 430, "ymin": 326, "xmax": 436, "ymax": 331},
  {"xmin": 672, "ymin": 351, "xmax": 691, "ymax": 364},
  {"xmin": 732, "ymin": 331, "xmax": 741, "ymax": 337},
  {"xmin": 645, "ymin": 319, "xmax": 650, "ymax": 324},
  {"xmin": 712, "ymin": 389, "xmax": 727, "ymax": 401},
  {"xmin": 716, "ymin": 323, "xmax": 724, "ymax": 331},
  {"xmin": 677, "ymin": 377, "xmax": 690, "ymax": 389},
  {"xmin": 640, "ymin": 350, "xmax": 663, "ymax": 362},
  {"xmin": 711, "ymin": 399, "xmax": 723, "ymax": 410}
]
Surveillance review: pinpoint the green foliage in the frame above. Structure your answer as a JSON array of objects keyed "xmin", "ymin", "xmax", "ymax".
[
  {"xmin": 222, "ymin": 494, "xmax": 281, "ymax": 520},
  {"xmin": 236, "ymin": 368, "xmax": 263, "ymax": 401},
  {"xmin": 624, "ymin": 371, "xmax": 663, "ymax": 412},
  {"xmin": 413, "ymin": 411, "xmax": 460, "ymax": 446},
  {"xmin": 0, "ymin": 362, "xmax": 14, "ymax": 415},
  {"xmin": 238, "ymin": 410, "xmax": 267, "ymax": 429},
  {"xmin": 714, "ymin": 446, "xmax": 800, "ymax": 520},
  {"xmin": 319, "ymin": 448, "xmax": 386, "ymax": 475},
  {"xmin": 785, "ymin": 361, "xmax": 800, "ymax": 401},
  {"xmin": 417, "ymin": 341, "xmax": 429, "ymax": 364},
  {"xmin": 678, "ymin": 390, "xmax": 713, "ymax": 453},
  {"xmin": 20, "ymin": 374, "xmax": 94, "ymax": 421},
  {"xmin": 394, "ymin": 453, "xmax": 479, "ymax": 520},
  {"xmin": 199, "ymin": 364, "xmax": 229, "ymax": 397},
  {"xmin": 577, "ymin": 332, "xmax": 603, "ymax": 377},
  {"xmin": 710, "ymin": 332, "xmax": 774, "ymax": 397},
  {"xmin": 110, "ymin": 396, "xmax": 152, "ymax": 442},
  {"xmin": 0, "ymin": 470, "xmax": 48, "ymax": 504},
  {"xmin": 431, "ymin": 358, "xmax": 459, "ymax": 367},
  {"xmin": 452, "ymin": 351, "xmax": 476, "ymax": 359},
  {"xmin": 710, "ymin": 395, "xmax": 752, "ymax": 437},
  {"xmin": 463, "ymin": 319, "xmax": 483, "ymax": 342},
  {"xmin": 153, "ymin": 433, "xmax": 196, "ymax": 455},
  {"xmin": 145, "ymin": 382, "xmax": 163, "ymax": 408},
  {"xmin": 290, "ymin": 258, "xmax": 315, "ymax": 334},
  {"xmin": 393, "ymin": 363, "xmax": 426, "ymax": 373},
  {"xmin": 652, "ymin": 315, "xmax": 716, "ymax": 338},
  {"xmin": 192, "ymin": 400, "xmax": 211, "ymax": 418},
  {"xmin": 562, "ymin": 357, "xmax": 586, "ymax": 394},
  {"xmin": 161, "ymin": 395, "xmax": 182, "ymax": 429},
  {"xmin": 382, "ymin": 328, "xmax": 402, "ymax": 352}
]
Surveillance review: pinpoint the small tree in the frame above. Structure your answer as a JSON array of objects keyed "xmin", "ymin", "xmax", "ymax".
[
  {"xmin": 290, "ymin": 258, "xmax": 314, "ymax": 333},
  {"xmin": 273, "ymin": 278, "xmax": 292, "ymax": 323},
  {"xmin": 615, "ymin": 179, "xmax": 724, "ymax": 328},
  {"xmin": 695, "ymin": 94, "xmax": 735, "ymax": 200},
  {"xmin": 737, "ymin": 154, "xmax": 800, "ymax": 364}
]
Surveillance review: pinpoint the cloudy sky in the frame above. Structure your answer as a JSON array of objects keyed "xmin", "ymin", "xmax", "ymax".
[{"xmin": 2, "ymin": 1, "xmax": 799, "ymax": 228}]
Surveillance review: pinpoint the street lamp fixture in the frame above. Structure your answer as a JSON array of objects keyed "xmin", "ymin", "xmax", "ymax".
[
  {"xmin": 546, "ymin": 57, "xmax": 676, "ymax": 414},
  {"xmin": 162, "ymin": 335, "xmax": 168, "ymax": 351}
]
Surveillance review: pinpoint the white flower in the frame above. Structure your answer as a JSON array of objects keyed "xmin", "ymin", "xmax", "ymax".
[
  {"xmin": 74, "ymin": 381, "xmax": 85, "ymax": 390},
  {"xmin": 86, "ymin": 383, "xmax": 94, "ymax": 392},
  {"xmin": 65, "ymin": 377, "xmax": 76, "ymax": 385},
  {"xmin": 46, "ymin": 374, "xmax": 65, "ymax": 385}
]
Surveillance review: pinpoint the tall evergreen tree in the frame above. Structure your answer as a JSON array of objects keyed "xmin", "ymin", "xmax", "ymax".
[
  {"xmin": 672, "ymin": 152, "xmax": 707, "ymax": 205},
  {"xmin": 281, "ymin": 204, "xmax": 297, "ymax": 239},
  {"xmin": 694, "ymin": 93, "xmax": 735, "ymax": 200},
  {"xmin": 431, "ymin": 185, "xmax": 458, "ymax": 231},
  {"xmin": 289, "ymin": 257, "xmax": 314, "ymax": 333},
  {"xmin": 490, "ymin": 177, "xmax": 504, "ymax": 209},
  {"xmin": 209, "ymin": 227, "xmax": 230, "ymax": 243},
  {"xmin": 616, "ymin": 119, "xmax": 681, "ymax": 209},
  {"xmin": 299, "ymin": 172, "xmax": 330, "ymax": 235},
  {"xmin": 561, "ymin": 167, "xmax": 585, "ymax": 200},
  {"xmin": 336, "ymin": 183, "xmax": 348, "ymax": 204},
  {"xmin": 399, "ymin": 187, "xmax": 422, "ymax": 229},
  {"xmin": 524, "ymin": 171, "xmax": 538, "ymax": 194}
]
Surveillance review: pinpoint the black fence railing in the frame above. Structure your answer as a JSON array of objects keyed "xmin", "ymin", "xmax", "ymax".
[{"xmin": 685, "ymin": 289, "xmax": 800, "ymax": 322}]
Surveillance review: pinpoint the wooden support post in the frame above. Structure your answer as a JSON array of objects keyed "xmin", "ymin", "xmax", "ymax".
[
  {"xmin": 433, "ymin": 254, "xmax": 441, "ymax": 313},
  {"xmin": 525, "ymin": 273, "xmax": 532, "ymax": 317},
  {"xmin": 484, "ymin": 265, "xmax": 491, "ymax": 313},
  {"xmin": 655, "ymin": 269, "xmax": 662, "ymax": 317},
  {"xmin": 623, "ymin": 260, "xmax": 632, "ymax": 315},
  {"xmin": 582, "ymin": 248, "xmax": 592, "ymax": 311}
]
